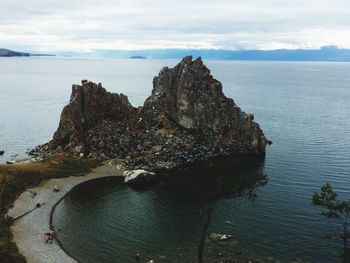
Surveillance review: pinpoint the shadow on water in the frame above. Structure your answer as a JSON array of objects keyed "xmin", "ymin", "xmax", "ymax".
[
  {"xmin": 154, "ymin": 155, "xmax": 268, "ymax": 201},
  {"xmin": 153, "ymin": 155, "xmax": 268, "ymax": 263},
  {"xmin": 148, "ymin": 155, "xmax": 269, "ymax": 262}
]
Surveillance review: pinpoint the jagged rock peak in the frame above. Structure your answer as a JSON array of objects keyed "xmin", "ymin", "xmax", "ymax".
[
  {"xmin": 50, "ymin": 80, "xmax": 136, "ymax": 153},
  {"xmin": 142, "ymin": 56, "xmax": 267, "ymax": 153}
]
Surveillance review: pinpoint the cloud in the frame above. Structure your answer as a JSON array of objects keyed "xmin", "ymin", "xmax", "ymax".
[{"xmin": 0, "ymin": 0, "xmax": 349, "ymax": 51}]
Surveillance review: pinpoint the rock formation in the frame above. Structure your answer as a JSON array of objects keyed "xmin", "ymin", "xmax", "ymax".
[
  {"xmin": 141, "ymin": 56, "xmax": 266, "ymax": 152},
  {"xmin": 49, "ymin": 81, "xmax": 137, "ymax": 159},
  {"xmin": 34, "ymin": 56, "xmax": 269, "ymax": 171}
]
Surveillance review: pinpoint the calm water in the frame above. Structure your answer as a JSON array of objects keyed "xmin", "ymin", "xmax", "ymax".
[{"xmin": 1, "ymin": 57, "xmax": 350, "ymax": 262}]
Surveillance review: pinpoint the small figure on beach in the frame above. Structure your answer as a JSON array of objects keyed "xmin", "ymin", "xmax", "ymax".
[
  {"xmin": 53, "ymin": 185, "xmax": 59, "ymax": 192},
  {"xmin": 44, "ymin": 232, "xmax": 54, "ymax": 244}
]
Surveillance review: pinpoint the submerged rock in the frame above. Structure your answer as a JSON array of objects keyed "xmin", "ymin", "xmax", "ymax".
[
  {"xmin": 209, "ymin": 233, "xmax": 237, "ymax": 244},
  {"xmin": 35, "ymin": 56, "xmax": 269, "ymax": 172}
]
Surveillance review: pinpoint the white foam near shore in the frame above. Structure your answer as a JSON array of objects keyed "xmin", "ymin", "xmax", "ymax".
[{"xmin": 7, "ymin": 165, "xmax": 123, "ymax": 263}]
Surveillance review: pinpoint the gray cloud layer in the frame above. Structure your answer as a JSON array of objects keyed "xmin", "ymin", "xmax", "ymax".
[{"xmin": 1, "ymin": 0, "xmax": 349, "ymax": 51}]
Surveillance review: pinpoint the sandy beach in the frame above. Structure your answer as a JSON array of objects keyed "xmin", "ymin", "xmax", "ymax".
[{"xmin": 7, "ymin": 164, "xmax": 123, "ymax": 263}]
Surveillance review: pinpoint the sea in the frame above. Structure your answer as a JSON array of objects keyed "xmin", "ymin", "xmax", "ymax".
[{"xmin": 1, "ymin": 57, "xmax": 350, "ymax": 262}]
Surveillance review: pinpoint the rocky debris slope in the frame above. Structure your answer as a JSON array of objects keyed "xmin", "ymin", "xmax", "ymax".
[{"xmin": 32, "ymin": 56, "xmax": 269, "ymax": 172}]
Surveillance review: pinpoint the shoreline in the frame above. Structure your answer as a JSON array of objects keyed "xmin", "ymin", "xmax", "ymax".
[{"xmin": 7, "ymin": 164, "xmax": 123, "ymax": 263}]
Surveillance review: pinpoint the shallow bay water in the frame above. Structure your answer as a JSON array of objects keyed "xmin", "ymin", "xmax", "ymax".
[{"xmin": 1, "ymin": 57, "xmax": 350, "ymax": 262}]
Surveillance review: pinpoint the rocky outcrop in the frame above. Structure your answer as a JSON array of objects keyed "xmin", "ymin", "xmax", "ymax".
[
  {"xmin": 49, "ymin": 81, "xmax": 136, "ymax": 158},
  {"xmin": 141, "ymin": 56, "xmax": 266, "ymax": 153},
  {"xmin": 34, "ymin": 56, "xmax": 269, "ymax": 171}
]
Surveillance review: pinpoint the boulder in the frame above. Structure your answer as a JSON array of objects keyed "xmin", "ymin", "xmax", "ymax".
[{"xmin": 124, "ymin": 169, "xmax": 156, "ymax": 185}]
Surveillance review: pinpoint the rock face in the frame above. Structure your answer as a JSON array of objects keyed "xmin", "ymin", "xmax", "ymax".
[
  {"xmin": 50, "ymin": 81, "xmax": 136, "ymax": 158},
  {"xmin": 38, "ymin": 56, "xmax": 268, "ymax": 171},
  {"xmin": 142, "ymin": 56, "xmax": 266, "ymax": 152}
]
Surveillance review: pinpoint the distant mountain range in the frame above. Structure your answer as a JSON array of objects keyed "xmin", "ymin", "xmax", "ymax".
[
  {"xmin": 0, "ymin": 48, "xmax": 30, "ymax": 57},
  {"xmin": 0, "ymin": 48, "xmax": 55, "ymax": 57},
  {"xmin": 3, "ymin": 46, "xmax": 350, "ymax": 61},
  {"xmin": 56, "ymin": 46, "xmax": 350, "ymax": 62}
]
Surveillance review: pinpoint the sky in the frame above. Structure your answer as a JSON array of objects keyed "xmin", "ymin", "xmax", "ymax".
[{"xmin": 0, "ymin": 0, "xmax": 349, "ymax": 52}]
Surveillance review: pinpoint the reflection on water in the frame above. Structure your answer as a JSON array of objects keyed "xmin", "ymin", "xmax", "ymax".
[{"xmin": 53, "ymin": 155, "xmax": 267, "ymax": 263}]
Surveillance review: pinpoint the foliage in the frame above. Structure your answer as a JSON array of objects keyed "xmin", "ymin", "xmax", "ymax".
[{"xmin": 312, "ymin": 183, "xmax": 350, "ymax": 263}]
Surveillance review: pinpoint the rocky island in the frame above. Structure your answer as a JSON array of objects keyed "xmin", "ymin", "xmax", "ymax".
[
  {"xmin": 3, "ymin": 56, "xmax": 270, "ymax": 263},
  {"xmin": 32, "ymin": 56, "xmax": 269, "ymax": 181},
  {"xmin": 130, "ymin": 55, "xmax": 146, "ymax": 59}
]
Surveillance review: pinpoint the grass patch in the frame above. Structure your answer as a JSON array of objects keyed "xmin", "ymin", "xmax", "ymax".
[{"xmin": 0, "ymin": 153, "xmax": 100, "ymax": 263}]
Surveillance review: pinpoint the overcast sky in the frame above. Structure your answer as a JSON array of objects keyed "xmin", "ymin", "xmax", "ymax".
[{"xmin": 1, "ymin": 0, "xmax": 349, "ymax": 52}]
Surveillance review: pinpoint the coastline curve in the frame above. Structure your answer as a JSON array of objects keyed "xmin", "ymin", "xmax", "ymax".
[{"xmin": 7, "ymin": 165, "xmax": 123, "ymax": 263}]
